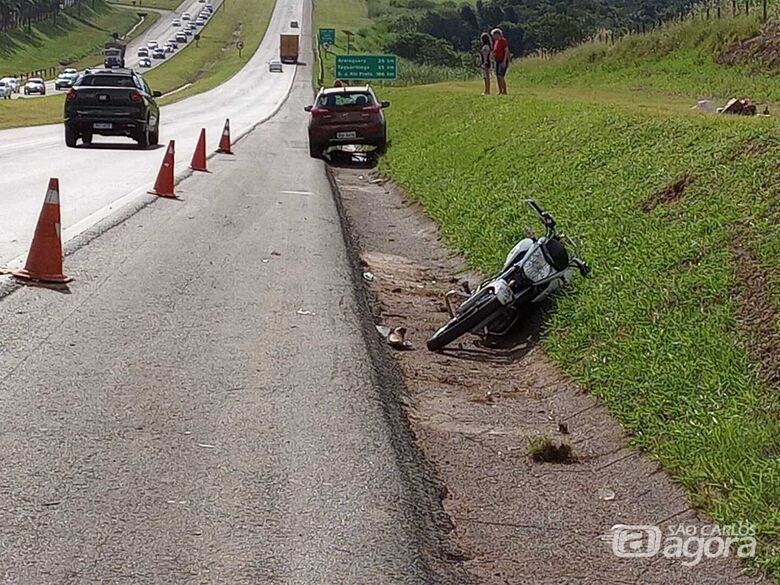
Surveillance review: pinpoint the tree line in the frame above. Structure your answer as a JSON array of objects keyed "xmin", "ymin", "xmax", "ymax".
[{"xmin": 380, "ymin": 0, "xmax": 696, "ymax": 67}]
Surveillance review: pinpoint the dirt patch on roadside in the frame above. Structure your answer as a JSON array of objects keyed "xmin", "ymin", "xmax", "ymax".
[
  {"xmin": 642, "ymin": 175, "xmax": 693, "ymax": 212},
  {"xmin": 732, "ymin": 234, "xmax": 780, "ymax": 387},
  {"xmin": 332, "ymin": 166, "xmax": 772, "ymax": 584},
  {"xmin": 719, "ymin": 21, "xmax": 780, "ymax": 69}
]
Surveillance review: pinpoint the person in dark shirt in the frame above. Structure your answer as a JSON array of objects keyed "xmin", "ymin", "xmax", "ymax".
[{"xmin": 491, "ymin": 28, "xmax": 509, "ymax": 95}]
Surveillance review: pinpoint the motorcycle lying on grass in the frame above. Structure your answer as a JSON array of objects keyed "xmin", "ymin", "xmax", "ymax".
[{"xmin": 427, "ymin": 200, "xmax": 590, "ymax": 351}]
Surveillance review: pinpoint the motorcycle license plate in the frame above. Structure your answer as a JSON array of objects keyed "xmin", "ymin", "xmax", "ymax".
[
  {"xmin": 337, "ymin": 131, "xmax": 357, "ymax": 139},
  {"xmin": 93, "ymin": 122, "xmax": 112, "ymax": 129}
]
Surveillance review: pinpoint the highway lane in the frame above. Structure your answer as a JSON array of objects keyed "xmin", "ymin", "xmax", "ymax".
[
  {"xmin": 0, "ymin": 3, "xmax": 450, "ymax": 579},
  {"xmin": 0, "ymin": 0, "xmax": 300, "ymax": 266}
]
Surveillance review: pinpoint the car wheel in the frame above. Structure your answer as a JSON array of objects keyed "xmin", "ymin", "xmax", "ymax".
[
  {"xmin": 137, "ymin": 122, "xmax": 151, "ymax": 149},
  {"xmin": 374, "ymin": 141, "xmax": 387, "ymax": 156},
  {"xmin": 81, "ymin": 132, "xmax": 93, "ymax": 145},
  {"xmin": 65, "ymin": 124, "xmax": 78, "ymax": 148},
  {"xmin": 149, "ymin": 123, "xmax": 159, "ymax": 146},
  {"xmin": 308, "ymin": 141, "xmax": 322, "ymax": 159}
]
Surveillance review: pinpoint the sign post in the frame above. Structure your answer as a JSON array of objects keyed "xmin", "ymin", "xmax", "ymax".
[
  {"xmin": 318, "ymin": 28, "xmax": 336, "ymax": 46},
  {"xmin": 335, "ymin": 55, "xmax": 397, "ymax": 82}
]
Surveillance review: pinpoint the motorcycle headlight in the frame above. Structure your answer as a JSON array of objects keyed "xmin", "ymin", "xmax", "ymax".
[{"xmin": 522, "ymin": 247, "xmax": 553, "ymax": 282}]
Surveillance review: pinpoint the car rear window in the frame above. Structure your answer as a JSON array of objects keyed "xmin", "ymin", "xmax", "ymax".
[
  {"xmin": 77, "ymin": 75, "xmax": 135, "ymax": 87},
  {"xmin": 318, "ymin": 91, "xmax": 374, "ymax": 108}
]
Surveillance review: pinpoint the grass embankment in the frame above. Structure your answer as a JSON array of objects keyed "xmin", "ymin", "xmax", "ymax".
[
  {"xmin": 378, "ymin": 24, "xmax": 780, "ymax": 578},
  {"xmin": 314, "ymin": 0, "xmax": 475, "ymax": 86},
  {"xmin": 0, "ymin": 0, "xmax": 144, "ymax": 74}
]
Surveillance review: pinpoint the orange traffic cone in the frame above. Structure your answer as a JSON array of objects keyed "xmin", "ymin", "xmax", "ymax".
[
  {"xmin": 13, "ymin": 178, "xmax": 72, "ymax": 284},
  {"xmin": 190, "ymin": 128, "xmax": 208, "ymax": 172},
  {"xmin": 216, "ymin": 118, "xmax": 233, "ymax": 154},
  {"xmin": 149, "ymin": 140, "xmax": 176, "ymax": 198}
]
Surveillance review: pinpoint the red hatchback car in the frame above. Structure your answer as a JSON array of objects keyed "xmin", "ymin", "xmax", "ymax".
[{"xmin": 304, "ymin": 86, "xmax": 389, "ymax": 158}]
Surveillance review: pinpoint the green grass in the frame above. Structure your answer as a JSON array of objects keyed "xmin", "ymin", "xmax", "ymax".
[
  {"xmin": 512, "ymin": 15, "xmax": 777, "ymax": 101},
  {"xmin": 0, "ymin": 0, "xmax": 142, "ymax": 74},
  {"xmin": 334, "ymin": 7, "xmax": 780, "ymax": 579},
  {"xmin": 380, "ymin": 81, "xmax": 780, "ymax": 578}
]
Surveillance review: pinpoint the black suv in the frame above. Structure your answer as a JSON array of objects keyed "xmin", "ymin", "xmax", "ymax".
[{"xmin": 64, "ymin": 69, "xmax": 162, "ymax": 148}]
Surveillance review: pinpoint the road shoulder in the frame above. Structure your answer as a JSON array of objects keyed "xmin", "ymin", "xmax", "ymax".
[{"xmin": 328, "ymin": 165, "xmax": 772, "ymax": 585}]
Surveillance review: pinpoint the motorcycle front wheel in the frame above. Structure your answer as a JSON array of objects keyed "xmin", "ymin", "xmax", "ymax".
[{"xmin": 427, "ymin": 292, "xmax": 502, "ymax": 351}]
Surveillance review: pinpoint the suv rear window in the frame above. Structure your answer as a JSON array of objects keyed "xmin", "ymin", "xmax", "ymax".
[
  {"xmin": 318, "ymin": 91, "xmax": 374, "ymax": 108},
  {"xmin": 77, "ymin": 75, "xmax": 136, "ymax": 87}
]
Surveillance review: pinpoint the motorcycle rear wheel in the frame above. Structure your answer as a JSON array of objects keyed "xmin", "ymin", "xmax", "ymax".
[{"xmin": 427, "ymin": 293, "xmax": 502, "ymax": 351}]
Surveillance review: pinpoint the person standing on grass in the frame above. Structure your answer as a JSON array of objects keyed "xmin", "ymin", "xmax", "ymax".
[
  {"xmin": 479, "ymin": 32, "xmax": 493, "ymax": 95},
  {"xmin": 491, "ymin": 28, "xmax": 509, "ymax": 95}
]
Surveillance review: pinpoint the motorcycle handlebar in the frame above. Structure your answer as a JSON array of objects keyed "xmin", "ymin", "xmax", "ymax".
[{"xmin": 525, "ymin": 199, "xmax": 556, "ymax": 233}]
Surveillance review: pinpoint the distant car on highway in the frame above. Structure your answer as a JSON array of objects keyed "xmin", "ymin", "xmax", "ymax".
[
  {"xmin": 194, "ymin": 18, "xmax": 205, "ymax": 26},
  {"xmin": 269, "ymin": 59, "xmax": 282, "ymax": 73},
  {"xmin": 55, "ymin": 71, "xmax": 79, "ymax": 90},
  {"xmin": 139, "ymin": 57, "xmax": 152, "ymax": 68},
  {"xmin": 183, "ymin": 28, "xmax": 193, "ymax": 36},
  {"xmin": 152, "ymin": 48, "xmax": 166, "ymax": 59},
  {"xmin": 164, "ymin": 44, "xmax": 175, "ymax": 53},
  {"xmin": 204, "ymin": 4, "xmax": 214, "ymax": 12},
  {"xmin": 24, "ymin": 78, "xmax": 46, "ymax": 95},
  {"xmin": 182, "ymin": 11, "xmax": 191, "ymax": 19},
  {"xmin": 166, "ymin": 38, "xmax": 179, "ymax": 49},
  {"xmin": 147, "ymin": 40, "xmax": 159, "ymax": 49},
  {"xmin": 1, "ymin": 77, "xmax": 20, "ymax": 94},
  {"xmin": 176, "ymin": 32, "xmax": 187, "ymax": 43},
  {"xmin": 138, "ymin": 47, "xmax": 149, "ymax": 57},
  {"xmin": 304, "ymin": 86, "xmax": 389, "ymax": 159},
  {"xmin": 0, "ymin": 80, "xmax": 12, "ymax": 99},
  {"xmin": 64, "ymin": 68, "xmax": 161, "ymax": 148},
  {"xmin": 172, "ymin": 17, "xmax": 181, "ymax": 26}
]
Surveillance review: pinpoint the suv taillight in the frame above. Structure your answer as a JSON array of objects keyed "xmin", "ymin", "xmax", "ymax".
[
  {"xmin": 129, "ymin": 91, "xmax": 143, "ymax": 103},
  {"xmin": 66, "ymin": 89, "xmax": 77, "ymax": 101},
  {"xmin": 362, "ymin": 105, "xmax": 381, "ymax": 113},
  {"xmin": 310, "ymin": 107, "xmax": 329, "ymax": 118}
]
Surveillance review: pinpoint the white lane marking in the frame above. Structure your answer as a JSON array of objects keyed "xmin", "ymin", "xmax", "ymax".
[{"xmin": 280, "ymin": 190, "xmax": 313, "ymax": 196}]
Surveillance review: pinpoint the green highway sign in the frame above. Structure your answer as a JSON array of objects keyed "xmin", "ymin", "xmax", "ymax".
[
  {"xmin": 335, "ymin": 54, "xmax": 397, "ymax": 80},
  {"xmin": 319, "ymin": 28, "xmax": 336, "ymax": 46}
]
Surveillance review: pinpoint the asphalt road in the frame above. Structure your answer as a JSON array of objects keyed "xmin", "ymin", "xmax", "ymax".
[
  {"xmin": 0, "ymin": 3, "xmax": 448, "ymax": 583},
  {"xmin": 0, "ymin": 0, "xmax": 299, "ymax": 267}
]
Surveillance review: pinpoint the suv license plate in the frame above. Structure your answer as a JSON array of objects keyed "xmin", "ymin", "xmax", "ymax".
[
  {"xmin": 336, "ymin": 131, "xmax": 357, "ymax": 139},
  {"xmin": 93, "ymin": 122, "xmax": 112, "ymax": 129}
]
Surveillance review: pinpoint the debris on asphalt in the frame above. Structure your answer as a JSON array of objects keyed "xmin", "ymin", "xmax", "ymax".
[
  {"xmin": 557, "ymin": 421, "xmax": 569, "ymax": 434},
  {"xmin": 598, "ymin": 488, "xmax": 616, "ymax": 501},
  {"xmin": 197, "ymin": 443, "xmax": 216, "ymax": 449},
  {"xmin": 375, "ymin": 325, "xmax": 391, "ymax": 337},
  {"xmin": 362, "ymin": 271, "xmax": 375, "ymax": 282},
  {"xmin": 528, "ymin": 436, "xmax": 575, "ymax": 463},
  {"xmin": 296, "ymin": 309, "xmax": 316, "ymax": 316},
  {"xmin": 271, "ymin": 250, "xmax": 282, "ymax": 256}
]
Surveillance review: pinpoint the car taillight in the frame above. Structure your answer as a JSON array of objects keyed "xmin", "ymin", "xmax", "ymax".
[
  {"xmin": 129, "ymin": 91, "xmax": 143, "ymax": 103},
  {"xmin": 310, "ymin": 107, "xmax": 329, "ymax": 118},
  {"xmin": 66, "ymin": 89, "xmax": 77, "ymax": 101},
  {"xmin": 362, "ymin": 105, "xmax": 381, "ymax": 113}
]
